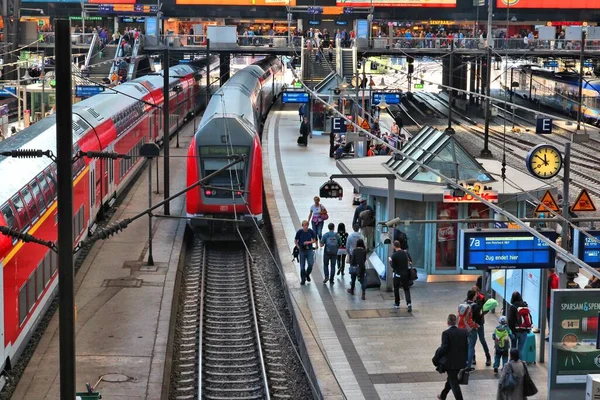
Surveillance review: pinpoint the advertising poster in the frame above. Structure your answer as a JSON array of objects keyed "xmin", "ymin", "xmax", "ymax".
[
  {"xmin": 504, "ymin": 269, "xmax": 523, "ymax": 302},
  {"xmin": 497, "ymin": 0, "xmax": 598, "ymax": 8},
  {"xmin": 491, "ymin": 269, "xmax": 506, "ymax": 299},
  {"xmin": 522, "ymin": 268, "xmax": 541, "ymax": 328},
  {"xmin": 549, "ymin": 289, "xmax": 600, "ymax": 399},
  {"xmin": 338, "ymin": 0, "xmax": 455, "ymax": 6},
  {"xmin": 356, "ymin": 20, "xmax": 369, "ymax": 39}
]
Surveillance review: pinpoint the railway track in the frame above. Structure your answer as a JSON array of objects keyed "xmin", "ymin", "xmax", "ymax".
[{"xmin": 171, "ymin": 238, "xmax": 293, "ymax": 400}]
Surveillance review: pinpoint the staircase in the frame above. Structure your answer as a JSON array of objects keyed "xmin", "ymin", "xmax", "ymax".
[
  {"xmin": 88, "ymin": 44, "xmax": 118, "ymax": 79},
  {"xmin": 302, "ymin": 50, "xmax": 336, "ymax": 87},
  {"xmin": 341, "ymin": 49, "xmax": 354, "ymax": 79}
]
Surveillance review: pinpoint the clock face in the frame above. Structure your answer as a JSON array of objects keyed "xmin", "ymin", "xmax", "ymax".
[{"xmin": 527, "ymin": 145, "xmax": 563, "ymax": 179}]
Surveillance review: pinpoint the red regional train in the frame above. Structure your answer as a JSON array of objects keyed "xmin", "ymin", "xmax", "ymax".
[
  {"xmin": 0, "ymin": 59, "xmax": 216, "ymax": 378},
  {"xmin": 186, "ymin": 56, "xmax": 284, "ymax": 239}
]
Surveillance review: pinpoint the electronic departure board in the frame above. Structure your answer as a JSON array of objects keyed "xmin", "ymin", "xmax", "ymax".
[
  {"xmin": 372, "ymin": 92, "xmax": 401, "ymax": 105},
  {"xmin": 97, "ymin": 4, "xmax": 158, "ymax": 13},
  {"xmin": 574, "ymin": 230, "xmax": 600, "ymax": 268},
  {"xmin": 460, "ymin": 229, "xmax": 558, "ymax": 270}
]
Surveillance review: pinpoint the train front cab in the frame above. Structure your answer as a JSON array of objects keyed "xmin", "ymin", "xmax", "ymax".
[{"xmin": 186, "ymin": 118, "xmax": 263, "ymax": 240}]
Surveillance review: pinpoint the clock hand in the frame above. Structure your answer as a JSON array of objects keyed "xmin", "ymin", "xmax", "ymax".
[
  {"xmin": 543, "ymin": 154, "xmax": 548, "ymax": 165},
  {"xmin": 535, "ymin": 154, "xmax": 548, "ymax": 165}
]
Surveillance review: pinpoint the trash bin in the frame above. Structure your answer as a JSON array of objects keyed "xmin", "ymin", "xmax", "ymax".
[{"xmin": 76, "ymin": 392, "xmax": 101, "ymax": 400}]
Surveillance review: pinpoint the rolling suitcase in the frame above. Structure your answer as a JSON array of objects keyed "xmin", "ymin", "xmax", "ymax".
[
  {"xmin": 297, "ymin": 135, "xmax": 307, "ymax": 146},
  {"xmin": 521, "ymin": 332, "xmax": 537, "ymax": 363}
]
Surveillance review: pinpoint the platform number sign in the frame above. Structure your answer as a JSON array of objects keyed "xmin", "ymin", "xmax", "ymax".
[
  {"xmin": 332, "ymin": 117, "xmax": 347, "ymax": 134},
  {"xmin": 536, "ymin": 117, "xmax": 552, "ymax": 134},
  {"xmin": 319, "ymin": 180, "xmax": 343, "ymax": 200}
]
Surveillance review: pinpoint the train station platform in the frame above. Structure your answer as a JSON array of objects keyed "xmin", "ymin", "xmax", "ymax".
[
  {"xmin": 263, "ymin": 104, "xmax": 550, "ymax": 400},
  {"xmin": 11, "ymin": 120, "xmax": 197, "ymax": 399}
]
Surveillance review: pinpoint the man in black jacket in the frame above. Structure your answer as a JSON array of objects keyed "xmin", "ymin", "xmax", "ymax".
[{"xmin": 437, "ymin": 314, "xmax": 468, "ymax": 400}]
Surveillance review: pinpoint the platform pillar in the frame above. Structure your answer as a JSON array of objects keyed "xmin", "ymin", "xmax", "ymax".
[{"xmin": 220, "ymin": 53, "xmax": 231, "ymax": 86}]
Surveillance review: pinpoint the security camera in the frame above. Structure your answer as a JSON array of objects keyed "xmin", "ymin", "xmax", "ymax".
[
  {"xmin": 40, "ymin": 10, "xmax": 44, "ymax": 15},
  {"xmin": 380, "ymin": 233, "xmax": 391, "ymax": 245},
  {"xmin": 384, "ymin": 217, "xmax": 402, "ymax": 228}
]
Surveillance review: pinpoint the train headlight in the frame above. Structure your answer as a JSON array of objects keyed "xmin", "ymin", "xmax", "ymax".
[
  {"xmin": 236, "ymin": 191, "xmax": 242, "ymax": 196},
  {"xmin": 205, "ymin": 190, "xmax": 212, "ymax": 196}
]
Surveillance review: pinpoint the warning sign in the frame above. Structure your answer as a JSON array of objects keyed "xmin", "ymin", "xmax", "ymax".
[
  {"xmin": 535, "ymin": 190, "xmax": 560, "ymax": 213},
  {"xmin": 360, "ymin": 119, "xmax": 371, "ymax": 130},
  {"xmin": 571, "ymin": 189, "xmax": 597, "ymax": 212}
]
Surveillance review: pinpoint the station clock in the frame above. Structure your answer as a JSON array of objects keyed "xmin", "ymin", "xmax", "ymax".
[{"xmin": 526, "ymin": 144, "xmax": 563, "ymax": 179}]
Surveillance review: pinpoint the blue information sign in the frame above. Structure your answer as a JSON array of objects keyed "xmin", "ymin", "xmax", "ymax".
[
  {"xmin": 282, "ymin": 92, "xmax": 309, "ymax": 104},
  {"xmin": 0, "ymin": 87, "xmax": 16, "ymax": 97},
  {"xmin": 372, "ymin": 92, "xmax": 401, "ymax": 105},
  {"xmin": 307, "ymin": 6, "xmax": 323, "ymax": 14},
  {"xmin": 460, "ymin": 229, "xmax": 558, "ymax": 270},
  {"xmin": 76, "ymin": 85, "xmax": 105, "ymax": 98},
  {"xmin": 332, "ymin": 117, "xmax": 347, "ymax": 134},
  {"xmin": 574, "ymin": 230, "xmax": 600, "ymax": 267}
]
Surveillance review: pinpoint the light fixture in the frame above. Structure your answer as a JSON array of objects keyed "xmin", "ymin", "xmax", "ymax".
[
  {"xmin": 379, "ymin": 77, "xmax": 385, "ymax": 86},
  {"xmin": 21, "ymin": 70, "xmax": 32, "ymax": 82},
  {"xmin": 376, "ymin": 96, "xmax": 388, "ymax": 109},
  {"xmin": 340, "ymin": 77, "xmax": 349, "ymax": 88},
  {"xmin": 444, "ymin": 127, "xmax": 456, "ymax": 135}
]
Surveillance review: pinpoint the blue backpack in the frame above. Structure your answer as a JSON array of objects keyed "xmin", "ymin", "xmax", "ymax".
[{"xmin": 325, "ymin": 234, "xmax": 339, "ymax": 256}]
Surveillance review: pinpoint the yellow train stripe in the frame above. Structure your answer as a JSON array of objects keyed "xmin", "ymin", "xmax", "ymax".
[{"xmin": 2, "ymin": 165, "xmax": 90, "ymax": 266}]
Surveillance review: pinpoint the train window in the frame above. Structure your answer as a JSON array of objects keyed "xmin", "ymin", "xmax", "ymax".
[
  {"xmin": 51, "ymin": 251, "xmax": 58, "ymax": 276},
  {"xmin": 37, "ymin": 173, "xmax": 53, "ymax": 205},
  {"xmin": 18, "ymin": 285, "xmax": 27, "ymax": 325},
  {"xmin": 1, "ymin": 202, "xmax": 19, "ymax": 230},
  {"xmin": 27, "ymin": 272, "xmax": 36, "ymax": 312},
  {"xmin": 11, "ymin": 194, "xmax": 30, "ymax": 230},
  {"xmin": 78, "ymin": 206, "xmax": 84, "ymax": 235},
  {"xmin": 21, "ymin": 188, "xmax": 39, "ymax": 223},
  {"xmin": 44, "ymin": 252, "xmax": 51, "ymax": 287},
  {"xmin": 45, "ymin": 169, "xmax": 57, "ymax": 198},
  {"xmin": 29, "ymin": 179, "xmax": 47, "ymax": 213},
  {"xmin": 36, "ymin": 260, "xmax": 44, "ymax": 299}
]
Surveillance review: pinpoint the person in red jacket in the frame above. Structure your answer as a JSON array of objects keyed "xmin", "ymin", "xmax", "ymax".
[{"xmin": 546, "ymin": 268, "xmax": 559, "ymax": 341}]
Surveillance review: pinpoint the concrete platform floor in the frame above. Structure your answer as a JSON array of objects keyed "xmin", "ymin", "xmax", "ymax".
[
  {"xmin": 12, "ymin": 120, "xmax": 197, "ymax": 399},
  {"xmin": 263, "ymin": 105, "xmax": 549, "ymax": 400}
]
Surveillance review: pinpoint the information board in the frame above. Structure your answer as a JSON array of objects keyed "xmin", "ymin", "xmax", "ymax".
[
  {"xmin": 574, "ymin": 230, "xmax": 600, "ymax": 268},
  {"xmin": 356, "ymin": 20, "xmax": 369, "ymax": 39},
  {"xmin": 337, "ymin": 0, "xmax": 454, "ymax": 6},
  {"xmin": 497, "ymin": 0, "xmax": 598, "ymax": 7},
  {"xmin": 549, "ymin": 289, "xmax": 600, "ymax": 399},
  {"xmin": 176, "ymin": 0, "xmax": 295, "ymax": 5},
  {"xmin": 76, "ymin": 85, "xmax": 104, "ymax": 98},
  {"xmin": 282, "ymin": 92, "xmax": 309, "ymax": 104},
  {"xmin": 372, "ymin": 92, "xmax": 401, "ymax": 105},
  {"xmin": 0, "ymin": 87, "xmax": 16, "ymax": 97},
  {"xmin": 97, "ymin": 4, "xmax": 158, "ymax": 12},
  {"xmin": 460, "ymin": 229, "xmax": 557, "ymax": 270}
]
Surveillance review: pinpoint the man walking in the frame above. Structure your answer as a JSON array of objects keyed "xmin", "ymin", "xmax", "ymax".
[
  {"xmin": 389, "ymin": 240, "xmax": 412, "ymax": 312},
  {"xmin": 299, "ymin": 116, "xmax": 311, "ymax": 146},
  {"xmin": 321, "ymin": 223, "xmax": 341, "ymax": 285},
  {"xmin": 358, "ymin": 204, "xmax": 376, "ymax": 252},
  {"xmin": 437, "ymin": 314, "xmax": 468, "ymax": 400},
  {"xmin": 294, "ymin": 220, "xmax": 316, "ymax": 285}
]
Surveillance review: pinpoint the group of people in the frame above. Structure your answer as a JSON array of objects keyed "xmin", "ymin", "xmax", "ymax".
[{"xmin": 434, "ymin": 286, "xmax": 539, "ymax": 400}]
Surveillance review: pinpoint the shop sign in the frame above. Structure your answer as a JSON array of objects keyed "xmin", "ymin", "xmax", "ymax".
[
  {"xmin": 337, "ymin": 0, "xmax": 455, "ymax": 7},
  {"xmin": 443, "ymin": 181, "xmax": 498, "ymax": 203},
  {"xmin": 423, "ymin": 20, "xmax": 455, "ymax": 25},
  {"xmin": 497, "ymin": 0, "xmax": 599, "ymax": 9},
  {"xmin": 549, "ymin": 289, "xmax": 600, "ymax": 396}
]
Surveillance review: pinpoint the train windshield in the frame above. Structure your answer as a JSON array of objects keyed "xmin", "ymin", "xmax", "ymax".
[{"xmin": 199, "ymin": 146, "xmax": 249, "ymax": 192}]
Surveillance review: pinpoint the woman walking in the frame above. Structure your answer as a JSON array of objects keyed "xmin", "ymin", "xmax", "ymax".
[
  {"xmin": 347, "ymin": 239, "xmax": 368, "ymax": 300},
  {"xmin": 307, "ymin": 196, "xmax": 327, "ymax": 246},
  {"xmin": 496, "ymin": 349, "xmax": 527, "ymax": 400},
  {"xmin": 336, "ymin": 223, "xmax": 348, "ymax": 276}
]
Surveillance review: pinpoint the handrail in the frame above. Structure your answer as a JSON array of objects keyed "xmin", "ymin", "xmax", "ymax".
[
  {"xmin": 314, "ymin": 71, "xmax": 337, "ymax": 93},
  {"xmin": 84, "ymin": 32, "xmax": 98, "ymax": 70},
  {"xmin": 126, "ymin": 38, "xmax": 141, "ymax": 81},
  {"xmin": 107, "ymin": 35, "xmax": 124, "ymax": 79}
]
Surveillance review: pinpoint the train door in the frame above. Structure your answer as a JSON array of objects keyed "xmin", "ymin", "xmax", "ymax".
[
  {"xmin": 106, "ymin": 143, "xmax": 115, "ymax": 199},
  {"xmin": 89, "ymin": 160, "xmax": 97, "ymax": 224}
]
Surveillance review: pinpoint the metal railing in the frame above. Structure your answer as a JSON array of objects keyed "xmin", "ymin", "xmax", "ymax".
[
  {"xmin": 127, "ymin": 38, "xmax": 141, "ymax": 81},
  {"xmin": 107, "ymin": 35, "xmax": 124, "ymax": 80},
  {"xmin": 84, "ymin": 32, "xmax": 99, "ymax": 70}
]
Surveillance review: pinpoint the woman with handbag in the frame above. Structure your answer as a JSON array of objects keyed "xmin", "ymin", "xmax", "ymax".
[
  {"xmin": 496, "ymin": 348, "xmax": 537, "ymax": 399},
  {"xmin": 336, "ymin": 223, "xmax": 348, "ymax": 276},
  {"xmin": 307, "ymin": 196, "xmax": 328, "ymax": 246},
  {"xmin": 347, "ymin": 239, "xmax": 368, "ymax": 300}
]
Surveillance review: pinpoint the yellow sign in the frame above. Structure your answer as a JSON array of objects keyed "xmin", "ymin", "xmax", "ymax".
[
  {"xmin": 360, "ymin": 119, "xmax": 371, "ymax": 130},
  {"xmin": 535, "ymin": 190, "xmax": 560, "ymax": 213},
  {"xmin": 571, "ymin": 189, "xmax": 597, "ymax": 212}
]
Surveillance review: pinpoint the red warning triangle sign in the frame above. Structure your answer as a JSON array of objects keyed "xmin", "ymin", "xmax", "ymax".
[
  {"xmin": 571, "ymin": 189, "xmax": 597, "ymax": 212},
  {"xmin": 535, "ymin": 190, "xmax": 560, "ymax": 213},
  {"xmin": 360, "ymin": 119, "xmax": 371, "ymax": 130}
]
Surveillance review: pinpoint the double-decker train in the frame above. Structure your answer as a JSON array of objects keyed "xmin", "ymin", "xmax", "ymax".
[
  {"xmin": 0, "ymin": 58, "xmax": 216, "ymax": 377},
  {"xmin": 506, "ymin": 65, "xmax": 600, "ymax": 124},
  {"xmin": 186, "ymin": 56, "xmax": 284, "ymax": 239}
]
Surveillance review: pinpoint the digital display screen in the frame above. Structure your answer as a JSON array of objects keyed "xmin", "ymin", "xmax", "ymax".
[
  {"xmin": 75, "ymin": 85, "xmax": 105, "ymax": 98},
  {"xmin": 372, "ymin": 92, "xmax": 401, "ymax": 105},
  {"xmin": 97, "ymin": 4, "xmax": 158, "ymax": 12},
  {"xmin": 461, "ymin": 230, "xmax": 557, "ymax": 270},
  {"xmin": 176, "ymin": 0, "xmax": 295, "ymax": 5},
  {"xmin": 282, "ymin": 92, "xmax": 310, "ymax": 103},
  {"xmin": 574, "ymin": 230, "xmax": 600, "ymax": 267},
  {"xmin": 200, "ymin": 146, "xmax": 249, "ymax": 156},
  {"xmin": 497, "ymin": 0, "xmax": 598, "ymax": 8},
  {"xmin": 336, "ymin": 0, "xmax": 455, "ymax": 7}
]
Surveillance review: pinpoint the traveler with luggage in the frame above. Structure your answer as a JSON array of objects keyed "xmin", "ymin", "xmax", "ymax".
[
  {"xmin": 390, "ymin": 240, "xmax": 412, "ymax": 312},
  {"xmin": 307, "ymin": 196, "xmax": 328, "ymax": 246},
  {"xmin": 435, "ymin": 314, "xmax": 468, "ymax": 400},
  {"xmin": 294, "ymin": 220, "xmax": 316, "ymax": 285},
  {"xmin": 496, "ymin": 349, "xmax": 534, "ymax": 400},
  {"xmin": 459, "ymin": 290, "xmax": 482, "ymax": 371},
  {"xmin": 298, "ymin": 116, "xmax": 310, "ymax": 146},
  {"xmin": 492, "ymin": 316, "xmax": 514, "ymax": 374},
  {"xmin": 320, "ymin": 223, "xmax": 341, "ymax": 285},
  {"xmin": 507, "ymin": 291, "xmax": 534, "ymax": 361},
  {"xmin": 347, "ymin": 238, "xmax": 368, "ymax": 300},
  {"xmin": 471, "ymin": 285, "xmax": 492, "ymax": 368},
  {"xmin": 336, "ymin": 223, "xmax": 349, "ymax": 276}
]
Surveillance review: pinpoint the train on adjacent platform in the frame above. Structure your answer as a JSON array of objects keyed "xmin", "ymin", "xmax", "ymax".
[
  {"xmin": 0, "ymin": 58, "xmax": 217, "ymax": 378},
  {"xmin": 186, "ymin": 56, "xmax": 284, "ymax": 240},
  {"xmin": 506, "ymin": 65, "xmax": 600, "ymax": 124}
]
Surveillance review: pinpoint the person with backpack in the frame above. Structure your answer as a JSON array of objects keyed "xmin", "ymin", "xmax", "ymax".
[
  {"xmin": 347, "ymin": 239, "xmax": 368, "ymax": 300},
  {"xmin": 471, "ymin": 285, "xmax": 492, "ymax": 368},
  {"xmin": 390, "ymin": 240, "xmax": 412, "ymax": 312},
  {"xmin": 507, "ymin": 291, "xmax": 532, "ymax": 359},
  {"xmin": 358, "ymin": 205, "xmax": 376, "ymax": 252},
  {"xmin": 496, "ymin": 349, "xmax": 527, "ymax": 400},
  {"xmin": 307, "ymin": 196, "xmax": 327, "ymax": 246},
  {"xmin": 321, "ymin": 223, "xmax": 342, "ymax": 285},
  {"xmin": 336, "ymin": 223, "xmax": 349, "ymax": 276},
  {"xmin": 458, "ymin": 290, "xmax": 480, "ymax": 371},
  {"xmin": 294, "ymin": 220, "xmax": 316, "ymax": 285},
  {"xmin": 493, "ymin": 316, "xmax": 515, "ymax": 374},
  {"xmin": 546, "ymin": 268, "xmax": 559, "ymax": 341},
  {"xmin": 394, "ymin": 228, "xmax": 409, "ymax": 250}
]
